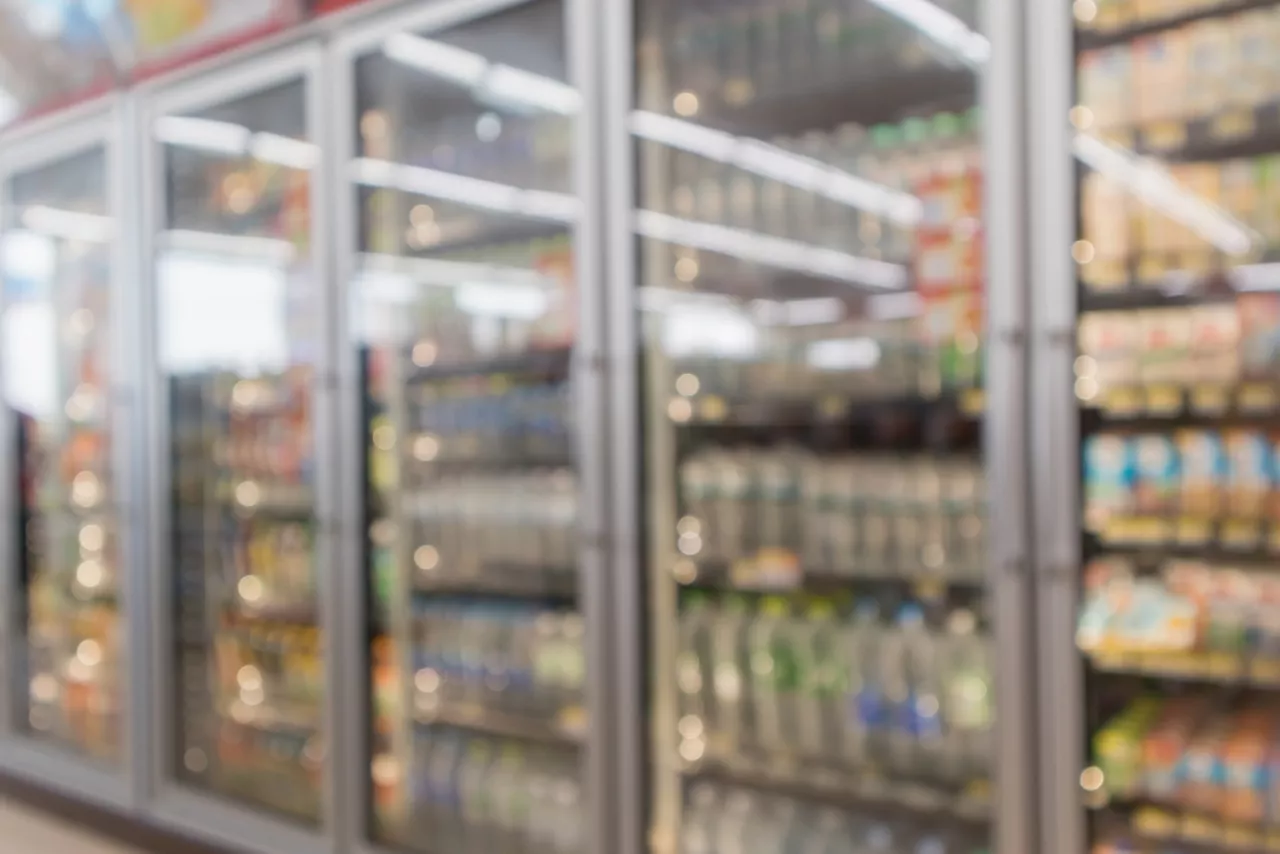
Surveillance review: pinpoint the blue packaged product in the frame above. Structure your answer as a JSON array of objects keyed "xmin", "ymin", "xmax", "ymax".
[
  {"xmin": 1225, "ymin": 429, "xmax": 1271, "ymax": 518},
  {"xmin": 1177, "ymin": 429, "xmax": 1226, "ymax": 517},
  {"xmin": 1084, "ymin": 434, "xmax": 1134, "ymax": 531},
  {"xmin": 1133, "ymin": 434, "xmax": 1179, "ymax": 515}
]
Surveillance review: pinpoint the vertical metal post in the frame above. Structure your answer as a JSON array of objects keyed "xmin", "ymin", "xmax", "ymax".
[{"xmin": 1026, "ymin": 0, "xmax": 1085, "ymax": 850}]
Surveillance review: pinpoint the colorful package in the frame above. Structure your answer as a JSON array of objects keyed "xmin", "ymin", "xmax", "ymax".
[
  {"xmin": 1177, "ymin": 430, "xmax": 1226, "ymax": 518},
  {"xmin": 1225, "ymin": 430, "xmax": 1271, "ymax": 518},
  {"xmin": 1085, "ymin": 434, "xmax": 1135, "ymax": 531},
  {"xmin": 1133, "ymin": 434, "xmax": 1180, "ymax": 515}
]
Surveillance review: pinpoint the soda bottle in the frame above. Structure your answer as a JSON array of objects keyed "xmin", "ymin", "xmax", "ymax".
[
  {"xmin": 940, "ymin": 608, "xmax": 994, "ymax": 781},
  {"xmin": 709, "ymin": 595, "xmax": 751, "ymax": 756},
  {"xmin": 677, "ymin": 594, "xmax": 716, "ymax": 753},
  {"xmin": 681, "ymin": 783, "xmax": 723, "ymax": 854},
  {"xmin": 795, "ymin": 597, "xmax": 846, "ymax": 758},
  {"xmin": 746, "ymin": 596, "xmax": 803, "ymax": 754}
]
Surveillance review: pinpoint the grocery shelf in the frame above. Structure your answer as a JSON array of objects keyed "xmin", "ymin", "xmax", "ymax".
[
  {"xmin": 676, "ymin": 559, "xmax": 986, "ymax": 595},
  {"xmin": 692, "ymin": 64, "xmax": 976, "ymax": 138},
  {"xmin": 683, "ymin": 756, "xmax": 991, "ymax": 826},
  {"xmin": 413, "ymin": 703, "xmax": 586, "ymax": 747},
  {"xmin": 1087, "ymin": 650, "xmax": 1280, "ymax": 688},
  {"xmin": 1087, "ymin": 517, "xmax": 1280, "ymax": 558},
  {"xmin": 406, "ymin": 346, "xmax": 573, "ymax": 384},
  {"xmin": 1093, "ymin": 801, "xmax": 1280, "ymax": 854},
  {"xmin": 415, "ymin": 567, "xmax": 578, "ymax": 602},
  {"xmin": 1075, "ymin": 0, "xmax": 1280, "ymax": 50}
]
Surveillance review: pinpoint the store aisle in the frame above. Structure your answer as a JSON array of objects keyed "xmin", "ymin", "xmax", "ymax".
[{"xmin": 0, "ymin": 796, "xmax": 139, "ymax": 854}]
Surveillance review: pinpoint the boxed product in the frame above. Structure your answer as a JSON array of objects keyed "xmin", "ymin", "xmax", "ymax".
[
  {"xmin": 1137, "ymin": 310, "xmax": 1192, "ymax": 385},
  {"xmin": 1186, "ymin": 303, "xmax": 1241, "ymax": 386},
  {"xmin": 1085, "ymin": 434, "xmax": 1135, "ymax": 531},
  {"xmin": 1176, "ymin": 430, "xmax": 1226, "ymax": 518},
  {"xmin": 1134, "ymin": 434, "xmax": 1180, "ymax": 515},
  {"xmin": 1224, "ymin": 430, "xmax": 1271, "ymax": 518}
]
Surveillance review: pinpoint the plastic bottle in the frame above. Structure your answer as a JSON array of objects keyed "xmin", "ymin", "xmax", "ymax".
[{"xmin": 844, "ymin": 599, "xmax": 885, "ymax": 766}]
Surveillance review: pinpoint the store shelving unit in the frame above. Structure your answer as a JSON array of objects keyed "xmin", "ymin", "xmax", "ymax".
[
  {"xmin": 0, "ymin": 100, "xmax": 144, "ymax": 814},
  {"xmin": 1031, "ymin": 2, "xmax": 1280, "ymax": 854},
  {"xmin": 606, "ymin": 0, "xmax": 1035, "ymax": 850},
  {"xmin": 332, "ymin": 1, "xmax": 610, "ymax": 852}
]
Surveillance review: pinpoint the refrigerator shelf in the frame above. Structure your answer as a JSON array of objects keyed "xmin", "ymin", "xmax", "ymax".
[
  {"xmin": 413, "ymin": 703, "xmax": 586, "ymax": 747},
  {"xmin": 1093, "ymin": 801, "xmax": 1280, "ymax": 854},
  {"xmin": 682, "ymin": 757, "xmax": 991, "ymax": 825},
  {"xmin": 674, "ymin": 559, "xmax": 986, "ymax": 596},
  {"xmin": 406, "ymin": 346, "xmax": 573, "ymax": 384},
  {"xmin": 1075, "ymin": 0, "xmax": 1280, "ymax": 51},
  {"xmin": 681, "ymin": 65, "xmax": 977, "ymax": 139},
  {"xmin": 670, "ymin": 390, "xmax": 984, "ymax": 431},
  {"xmin": 1089, "ymin": 96, "xmax": 1280, "ymax": 163},
  {"xmin": 414, "ymin": 569, "xmax": 578, "ymax": 603},
  {"xmin": 1086, "ymin": 651, "xmax": 1280, "ymax": 688},
  {"xmin": 1086, "ymin": 518, "xmax": 1280, "ymax": 558},
  {"xmin": 222, "ymin": 601, "xmax": 318, "ymax": 629}
]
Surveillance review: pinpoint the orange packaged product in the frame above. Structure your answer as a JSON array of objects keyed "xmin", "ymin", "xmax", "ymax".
[
  {"xmin": 1180, "ymin": 718, "xmax": 1228, "ymax": 812},
  {"xmin": 1222, "ymin": 720, "xmax": 1271, "ymax": 822}
]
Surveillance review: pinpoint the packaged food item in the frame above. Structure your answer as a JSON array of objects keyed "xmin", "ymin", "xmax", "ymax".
[
  {"xmin": 1143, "ymin": 696, "xmax": 1211, "ymax": 800},
  {"xmin": 1178, "ymin": 430, "xmax": 1226, "ymax": 518},
  {"xmin": 1133, "ymin": 434, "xmax": 1180, "ymax": 515},
  {"xmin": 1137, "ymin": 310, "xmax": 1192, "ymax": 385},
  {"xmin": 1234, "ymin": 10, "xmax": 1275, "ymax": 110},
  {"xmin": 1079, "ymin": 311, "xmax": 1139, "ymax": 392},
  {"xmin": 1184, "ymin": 20, "xmax": 1228, "ymax": 121},
  {"xmin": 1079, "ymin": 47, "xmax": 1133, "ymax": 132},
  {"xmin": 1238, "ymin": 294, "xmax": 1280, "ymax": 379},
  {"xmin": 1224, "ymin": 430, "xmax": 1271, "ymax": 518},
  {"xmin": 1095, "ymin": 697, "xmax": 1163, "ymax": 798},
  {"xmin": 1085, "ymin": 434, "xmax": 1134, "ymax": 531},
  {"xmin": 1221, "ymin": 710, "xmax": 1271, "ymax": 823},
  {"xmin": 1186, "ymin": 303, "xmax": 1241, "ymax": 386},
  {"xmin": 1180, "ymin": 715, "xmax": 1228, "ymax": 812},
  {"xmin": 1080, "ymin": 174, "xmax": 1132, "ymax": 292}
]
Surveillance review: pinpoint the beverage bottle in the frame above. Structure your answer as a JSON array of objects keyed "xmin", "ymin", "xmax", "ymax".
[
  {"xmin": 843, "ymin": 599, "xmax": 886, "ymax": 766},
  {"xmin": 712, "ymin": 452, "xmax": 752, "ymax": 565},
  {"xmin": 677, "ymin": 594, "xmax": 716, "ymax": 751},
  {"xmin": 902, "ymin": 603, "xmax": 946, "ymax": 775},
  {"xmin": 714, "ymin": 788, "xmax": 758, "ymax": 854},
  {"xmin": 879, "ymin": 602, "xmax": 915, "ymax": 773},
  {"xmin": 800, "ymin": 453, "xmax": 829, "ymax": 570},
  {"xmin": 829, "ymin": 123, "xmax": 869, "ymax": 255},
  {"xmin": 457, "ymin": 737, "xmax": 497, "ymax": 852},
  {"xmin": 756, "ymin": 449, "xmax": 801, "ymax": 569},
  {"xmin": 422, "ymin": 730, "xmax": 466, "ymax": 850},
  {"xmin": 488, "ymin": 742, "xmax": 531, "ymax": 852},
  {"xmin": 795, "ymin": 597, "xmax": 846, "ymax": 757},
  {"xmin": 681, "ymin": 783, "xmax": 724, "ymax": 854},
  {"xmin": 709, "ymin": 595, "xmax": 751, "ymax": 755},
  {"xmin": 680, "ymin": 453, "xmax": 718, "ymax": 563},
  {"xmin": 746, "ymin": 596, "xmax": 802, "ymax": 753},
  {"xmin": 941, "ymin": 608, "xmax": 994, "ymax": 781}
]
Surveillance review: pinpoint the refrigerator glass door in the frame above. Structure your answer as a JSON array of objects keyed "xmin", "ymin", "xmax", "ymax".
[
  {"xmin": 631, "ymin": 0, "xmax": 999, "ymax": 851},
  {"xmin": 1073, "ymin": 7, "xmax": 1280, "ymax": 851},
  {"xmin": 1, "ymin": 144, "xmax": 119, "ymax": 764},
  {"xmin": 345, "ymin": 1, "xmax": 587, "ymax": 849},
  {"xmin": 155, "ymin": 76, "xmax": 323, "ymax": 824}
]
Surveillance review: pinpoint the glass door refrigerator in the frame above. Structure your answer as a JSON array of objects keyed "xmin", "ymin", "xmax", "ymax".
[
  {"xmin": 604, "ymin": 0, "xmax": 1036, "ymax": 851},
  {"xmin": 1036, "ymin": 3, "xmax": 1280, "ymax": 854},
  {"xmin": 331, "ymin": 1, "xmax": 610, "ymax": 852},
  {"xmin": 0, "ymin": 102, "xmax": 143, "ymax": 809},
  {"xmin": 139, "ymin": 45, "xmax": 338, "ymax": 852}
]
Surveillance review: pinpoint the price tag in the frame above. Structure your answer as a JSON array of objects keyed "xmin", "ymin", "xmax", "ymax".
[
  {"xmin": 1145, "ymin": 384, "xmax": 1183, "ymax": 416},
  {"xmin": 1221, "ymin": 519, "xmax": 1262, "ymax": 551},
  {"xmin": 817, "ymin": 394, "xmax": 848, "ymax": 419},
  {"xmin": 1238, "ymin": 382, "xmax": 1278, "ymax": 413},
  {"xmin": 1143, "ymin": 121, "xmax": 1188, "ymax": 151},
  {"xmin": 1182, "ymin": 813, "xmax": 1223, "ymax": 844},
  {"xmin": 1212, "ymin": 108, "xmax": 1257, "ymax": 141},
  {"xmin": 1137, "ymin": 254, "xmax": 1169, "ymax": 283},
  {"xmin": 1190, "ymin": 384, "xmax": 1230, "ymax": 414},
  {"xmin": 1176, "ymin": 516, "xmax": 1212, "ymax": 546},
  {"xmin": 959, "ymin": 387, "xmax": 985, "ymax": 415},
  {"xmin": 698, "ymin": 394, "xmax": 728, "ymax": 422},
  {"xmin": 1222, "ymin": 823, "xmax": 1261, "ymax": 849},
  {"xmin": 1133, "ymin": 806, "xmax": 1178, "ymax": 838},
  {"xmin": 1102, "ymin": 386, "xmax": 1143, "ymax": 417}
]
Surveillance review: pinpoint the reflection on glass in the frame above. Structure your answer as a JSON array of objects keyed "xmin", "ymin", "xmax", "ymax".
[
  {"xmin": 158, "ymin": 80, "xmax": 322, "ymax": 823},
  {"xmin": 1073, "ymin": 5, "xmax": 1280, "ymax": 851},
  {"xmin": 1, "ymin": 149, "xmax": 119, "ymax": 762},
  {"xmin": 351, "ymin": 2, "xmax": 586, "ymax": 849},
  {"xmin": 636, "ymin": 0, "xmax": 992, "ymax": 850}
]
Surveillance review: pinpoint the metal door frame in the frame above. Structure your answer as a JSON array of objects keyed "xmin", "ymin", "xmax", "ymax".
[
  {"xmin": 0, "ymin": 96, "xmax": 144, "ymax": 814},
  {"xmin": 598, "ymin": 0, "xmax": 1039, "ymax": 850},
  {"xmin": 135, "ymin": 40, "xmax": 339, "ymax": 854},
  {"xmin": 329, "ymin": 1, "xmax": 614, "ymax": 852},
  {"xmin": 1027, "ymin": 0, "xmax": 1086, "ymax": 851}
]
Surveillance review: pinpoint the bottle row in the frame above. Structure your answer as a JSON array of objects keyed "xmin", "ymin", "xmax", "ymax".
[
  {"xmin": 1093, "ymin": 694, "xmax": 1280, "ymax": 825},
  {"xmin": 406, "ymin": 727, "xmax": 584, "ymax": 854},
  {"xmin": 1078, "ymin": 0, "xmax": 1234, "ymax": 34},
  {"xmin": 678, "ymin": 593, "xmax": 993, "ymax": 785},
  {"xmin": 681, "ymin": 781, "xmax": 990, "ymax": 854},
  {"xmin": 679, "ymin": 450, "xmax": 986, "ymax": 582},
  {"xmin": 414, "ymin": 601, "xmax": 586, "ymax": 725},
  {"xmin": 1084, "ymin": 430, "xmax": 1280, "ymax": 530},
  {"xmin": 1078, "ymin": 302, "xmax": 1280, "ymax": 396},
  {"xmin": 657, "ymin": 108, "xmax": 983, "ymax": 277},
  {"xmin": 657, "ymin": 0, "xmax": 980, "ymax": 106},
  {"xmin": 1081, "ymin": 158, "xmax": 1280, "ymax": 292},
  {"xmin": 1078, "ymin": 556, "xmax": 1280, "ymax": 674},
  {"xmin": 1079, "ymin": 6, "xmax": 1280, "ymax": 131},
  {"xmin": 667, "ymin": 314, "xmax": 983, "ymax": 408}
]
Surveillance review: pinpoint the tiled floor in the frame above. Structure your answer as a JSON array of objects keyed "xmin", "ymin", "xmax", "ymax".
[{"xmin": 0, "ymin": 795, "xmax": 139, "ymax": 853}]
